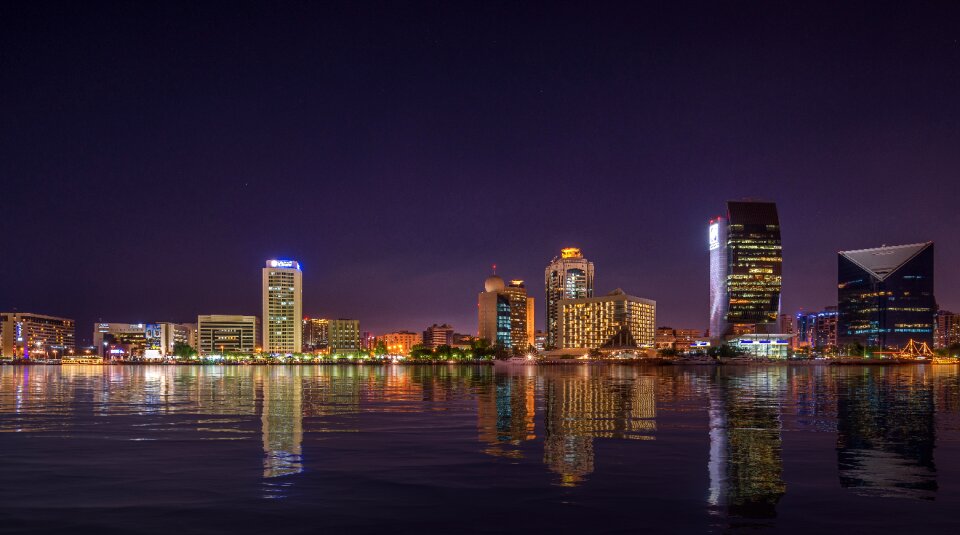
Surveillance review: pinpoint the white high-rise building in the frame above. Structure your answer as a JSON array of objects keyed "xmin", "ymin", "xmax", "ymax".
[{"xmin": 262, "ymin": 259, "xmax": 303, "ymax": 354}]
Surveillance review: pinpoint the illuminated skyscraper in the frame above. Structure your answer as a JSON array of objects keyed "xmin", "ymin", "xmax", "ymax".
[
  {"xmin": 708, "ymin": 201, "xmax": 782, "ymax": 340},
  {"xmin": 545, "ymin": 248, "xmax": 594, "ymax": 349},
  {"xmin": 478, "ymin": 274, "xmax": 535, "ymax": 350},
  {"xmin": 262, "ymin": 259, "xmax": 303, "ymax": 354},
  {"xmin": 838, "ymin": 242, "xmax": 936, "ymax": 349}
]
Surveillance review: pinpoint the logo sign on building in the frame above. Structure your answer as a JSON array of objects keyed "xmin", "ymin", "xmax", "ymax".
[
  {"xmin": 709, "ymin": 223, "xmax": 720, "ymax": 251},
  {"xmin": 269, "ymin": 259, "xmax": 300, "ymax": 270}
]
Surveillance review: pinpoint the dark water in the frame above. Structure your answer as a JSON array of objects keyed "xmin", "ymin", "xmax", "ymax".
[{"xmin": 1, "ymin": 364, "xmax": 959, "ymax": 534}]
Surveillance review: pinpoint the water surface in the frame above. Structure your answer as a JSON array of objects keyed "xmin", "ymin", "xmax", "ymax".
[{"xmin": 2, "ymin": 364, "xmax": 959, "ymax": 534}]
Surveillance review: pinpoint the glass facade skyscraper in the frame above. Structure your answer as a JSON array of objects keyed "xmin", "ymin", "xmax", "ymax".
[
  {"xmin": 838, "ymin": 242, "xmax": 936, "ymax": 349},
  {"xmin": 709, "ymin": 201, "xmax": 783, "ymax": 339}
]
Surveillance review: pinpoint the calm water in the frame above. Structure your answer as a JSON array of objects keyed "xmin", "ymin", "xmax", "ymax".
[{"xmin": 2, "ymin": 364, "xmax": 959, "ymax": 534}]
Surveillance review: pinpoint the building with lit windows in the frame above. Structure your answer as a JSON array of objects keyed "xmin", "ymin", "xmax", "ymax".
[
  {"xmin": 478, "ymin": 275, "xmax": 534, "ymax": 350},
  {"xmin": 422, "ymin": 323, "xmax": 455, "ymax": 350},
  {"xmin": 302, "ymin": 317, "xmax": 329, "ymax": 351},
  {"xmin": 813, "ymin": 307, "xmax": 839, "ymax": 350},
  {"xmin": 504, "ymin": 279, "xmax": 535, "ymax": 350},
  {"xmin": 262, "ymin": 259, "xmax": 303, "ymax": 354},
  {"xmin": 197, "ymin": 315, "xmax": 260, "ymax": 354},
  {"xmin": 93, "ymin": 322, "xmax": 193, "ymax": 358},
  {"xmin": 328, "ymin": 319, "xmax": 361, "ymax": 355},
  {"xmin": 708, "ymin": 201, "xmax": 783, "ymax": 340},
  {"xmin": 380, "ymin": 331, "xmax": 421, "ymax": 356},
  {"xmin": 545, "ymin": 248, "xmax": 594, "ymax": 349},
  {"xmin": 838, "ymin": 242, "xmax": 936, "ymax": 349},
  {"xmin": 558, "ymin": 289, "xmax": 655, "ymax": 350},
  {"xmin": 534, "ymin": 330, "xmax": 547, "ymax": 352},
  {"xmin": 0, "ymin": 312, "xmax": 75, "ymax": 359},
  {"xmin": 935, "ymin": 310, "xmax": 960, "ymax": 349},
  {"xmin": 655, "ymin": 327, "xmax": 702, "ymax": 353}
]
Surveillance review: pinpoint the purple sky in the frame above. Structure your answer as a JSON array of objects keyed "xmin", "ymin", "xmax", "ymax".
[{"xmin": 2, "ymin": 2, "xmax": 959, "ymax": 344}]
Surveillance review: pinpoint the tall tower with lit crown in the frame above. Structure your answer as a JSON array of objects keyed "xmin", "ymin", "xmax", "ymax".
[
  {"xmin": 544, "ymin": 248, "xmax": 594, "ymax": 348},
  {"xmin": 262, "ymin": 259, "xmax": 303, "ymax": 353}
]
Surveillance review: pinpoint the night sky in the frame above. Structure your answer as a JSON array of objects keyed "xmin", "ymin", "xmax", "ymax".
[{"xmin": 2, "ymin": 1, "xmax": 959, "ymax": 344}]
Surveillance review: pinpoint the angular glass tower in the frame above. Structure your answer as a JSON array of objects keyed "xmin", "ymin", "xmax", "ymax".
[
  {"xmin": 838, "ymin": 242, "xmax": 936, "ymax": 349},
  {"xmin": 709, "ymin": 201, "xmax": 783, "ymax": 339}
]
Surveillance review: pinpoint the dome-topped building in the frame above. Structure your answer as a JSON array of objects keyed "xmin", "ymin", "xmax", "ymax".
[{"xmin": 484, "ymin": 274, "xmax": 506, "ymax": 293}]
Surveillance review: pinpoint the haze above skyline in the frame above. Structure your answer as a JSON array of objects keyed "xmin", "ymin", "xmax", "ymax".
[{"xmin": 2, "ymin": 2, "xmax": 959, "ymax": 344}]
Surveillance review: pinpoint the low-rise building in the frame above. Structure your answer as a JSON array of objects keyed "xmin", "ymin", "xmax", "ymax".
[
  {"xmin": 94, "ymin": 322, "xmax": 195, "ymax": 358},
  {"xmin": 197, "ymin": 315, "xmax": 260, "ymax": 354},
  {"xmin": 1, "ymin": 312, "xmax": 75, "ymax": 359},
  {"xmin": 329, "ymin": 319, "xmax": 361, "ymax": 355},
  {"xmin": 380, "ymin": 331, "xmax": 421, "ymax": 356},
  {"xmin": 423, "ymin": 323, "xmax": 455, "ymax": 350}
]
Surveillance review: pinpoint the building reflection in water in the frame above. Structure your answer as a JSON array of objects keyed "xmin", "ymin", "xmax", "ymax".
[
  {"xmin": 836, "ymin": 368, "xmax": 937, "ymax": 500},
  {"xmin": 540, "ymin": 367, "xmax": 656, "ymax": 486},
  {"xmin": 708, "ymin": 369, "xmax": 786, "ymax": 521},
  {"xmin": 477, "ymin": 368, "xmax": 536, "ymax": 459},
  {"xmin": 257, "ymin": 367, "xmax": 304, "ymax": 497}
]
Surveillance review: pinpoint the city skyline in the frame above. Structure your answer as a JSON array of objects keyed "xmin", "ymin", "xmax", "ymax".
[{"xmin": 3, "ymin": 3, "xmax": 959, "ymax": 343}]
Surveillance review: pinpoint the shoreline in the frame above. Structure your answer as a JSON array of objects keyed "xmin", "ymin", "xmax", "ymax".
[{"xmin": 2, "ymin": 358, "xmax": 951, "ymax": 367}]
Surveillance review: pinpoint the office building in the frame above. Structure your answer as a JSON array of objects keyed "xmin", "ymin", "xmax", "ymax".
[
  {"xmin": 0, "ymin": 312, "xmax": 75, "ymax": 359},
  {"xmin": 380, "ymin": 331, "xmax": 421, "ymax": 356},
  {"xmin": 302, "ymin": 317, "xmax": 329, "ymax": 351},
  {"xmin": 545, "ymin": 248, "xmax": 594, "ymax": 349},
  {"xmin": 423, "ymin": 323, "xmax": 455, "ymax": 350},
  {"xmin": 197, "ymin": 315, "xmax": 260, "ymax": 354},
  {"xmin": 534, "ymin": 330, "xmax": 547, "ymax": 352},
  {"xmin": 558, "ymin": 289, "xmax": 656, "ymax": 350},
  {"xmin": 793, "ymin": 312, "xmax": 816, "ymax": 348},
  {"xmin": 813, "ymin": 307, "xmax": 839, "ymax": 349},
  {"xmin": 478, "ymin": 275, "xmax": 535, "ymax": 350},
  {"xmin": 94, "ymin": 322, "xmax": 193, "ymax": 358},
  {"xmin": 262, "ymin": 259, "xmax": 303, "ymax": 354},
  {"xmin": 838, "ymin": 242, "xmax": 936, "ymax": 349},
  {"xmin": 328, "ymin": 319, "xmax": 361, "ymax": 355},
  {"xmin": 935, "ymin": 310, "xmax": 960, "ymax": 349},
  {"xmin": 709, "ymin": 201, "xmax": 783, "ymax": 340}
]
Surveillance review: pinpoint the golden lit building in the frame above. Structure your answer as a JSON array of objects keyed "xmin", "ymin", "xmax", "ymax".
[
  {"xmin": 380, "ymin": 331, "xmax": 421, "ymax": 356},
  {"xmin": 544, "ymin": 248, "xmax": 594, "ymax": 348},
  {"xmin": 0, "ymin": 312, "xmax": 75, "ymax": 358},
  {"xmin": 558, "ymin": 289, "xmax": 656, "ymax": 350}
]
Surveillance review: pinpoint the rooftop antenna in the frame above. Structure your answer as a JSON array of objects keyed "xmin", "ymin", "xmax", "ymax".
[{"xmin": 491, "ymin": 263, "xmax": 497, "ymax": 274}]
